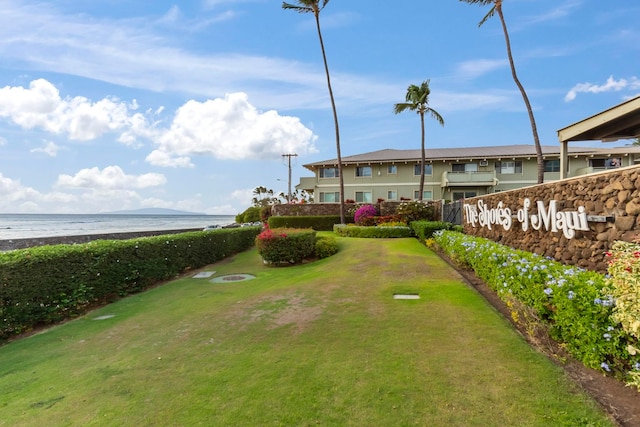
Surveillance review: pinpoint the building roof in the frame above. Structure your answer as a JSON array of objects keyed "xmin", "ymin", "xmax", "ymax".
[
  {"xmin": 303, "ymin": 144, "xmax": 640, "ymax": 169},
  {"xmin": 558, "ymin": 95, "xmax": 640, "ymax": 143}
]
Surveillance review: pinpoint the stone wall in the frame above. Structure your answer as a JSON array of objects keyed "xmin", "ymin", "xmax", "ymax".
[
  {"xmin": 271, "ymin": 200, "xmax": 443, "ymax": 220},
  {"xmin": 462, "ymin": 165, "xmax": 640, "ymax": 273}
]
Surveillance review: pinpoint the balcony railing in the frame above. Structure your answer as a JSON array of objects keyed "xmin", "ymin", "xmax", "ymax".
[{"xmin": 441, "ymin": 171, "xmax": 498, "ymax": 187}]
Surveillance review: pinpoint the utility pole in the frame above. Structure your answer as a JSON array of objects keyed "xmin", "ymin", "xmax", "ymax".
[{"xmin": 282, "ymin": 153, "xmax": 298, "ymax": 202}]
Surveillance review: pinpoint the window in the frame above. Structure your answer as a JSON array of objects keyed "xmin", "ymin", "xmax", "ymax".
[
  {"xmin": 413, "ymin": 164, "xmax": 433, "ymax": 176},
  {"xmin": 387, "ymin": 190, "xmax": 397, "ymax": 200},
  {"xmin": 413, "ymin": 190, "xmax": 433, "ymax": 200},
  {"xmin": 452, "ymin": 163, "xmax": 478, "ymax": 173},
  {"xmin": 590, "ymin": 158, "xmax": 622, "ymax": 169},
  {"xmin": 544, "ymin": 159, "xmax": 560, "ymax": 172},
  {"xmin": 319, "ymin": 167, "xmax": 339, "ymax": 178},
  {"xmin": 452, "ymin": 191, "xmax": 477, "ymax": 200},
  {"xmin": 319, "ymin": 192, "xmax": 340, "ymax": 202},
  {"xmin": 355, "ymin": 191, "xmax": 372, "ymax": 203},
  {"xmin": 355, "ymin": 166, "xmax": 372, "ymax": 177},
  {"xmin": 495, "ymin": 161, "xmax": 522, "ymax": 174},
  {"xmin": 387, "ymin": 165, "xmax": 397, "ymax": 174}
]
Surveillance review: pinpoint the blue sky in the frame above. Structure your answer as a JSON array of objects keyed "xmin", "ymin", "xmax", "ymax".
[{"xmin": 0, "ymin": 0, "xmax": 638, "ymax": 214}]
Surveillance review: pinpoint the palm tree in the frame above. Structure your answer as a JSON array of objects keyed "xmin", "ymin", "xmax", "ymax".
[
  {"xmin": 394, "ymin": 80, "xmax": 444, "ymax": 201},
  {"xmin": 461, "ymin": 0, "xmax": 544, "ymax": 183},
  {"xmin": 282, "ymin": 0, "xmax": 345, "ymax": 223}
]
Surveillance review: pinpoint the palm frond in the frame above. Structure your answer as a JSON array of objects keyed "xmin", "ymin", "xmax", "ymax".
[
  {"xmin": 282, "ymin": 1, "xmax": 313, "ymax": 13},
  {"xmin": 478, "ymin": 5, "xmax": 496, "ymax": 26},
  {"xmin": 393, "ymin": 103, "xmax": 414, "ymax": 114}
]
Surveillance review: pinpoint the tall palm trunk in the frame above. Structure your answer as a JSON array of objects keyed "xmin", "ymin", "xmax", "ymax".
[
  {"xmin": 419, "ymin": 111, "xmax": 426, "ymax": 201},
  {"xmin": 313, "ymin": 12, "xmax": 345, "ymax": 223},
  {"xmin": 496, "ymin": 4, "xmax": 544, "ymax": 183}
]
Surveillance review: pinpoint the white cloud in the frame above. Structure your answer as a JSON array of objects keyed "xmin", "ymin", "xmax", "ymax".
[
  {"xmin": 564, "ymin": 76, "xmax": 640, "ymax": 102},
  {"xmin": 0, "ymin": 136, "xmax": 6, "ymax": 146},
  {"xmin": 147, "ymin": 92, "xmax": 318, "ymax": 167},
  {"xmin": 0, "ymin": 173, "xmax": 78, "ymax": 212},
  {"xmin": 0, "ymin": 79, "xmax": 147, "ymax": 142},
  {"xmin": 55, "ymin": 166, "xmax": 166, "ymax": 190},
  {"xmin": 30, "ymin": 140, "xmax": 61, "ymax": 157}
]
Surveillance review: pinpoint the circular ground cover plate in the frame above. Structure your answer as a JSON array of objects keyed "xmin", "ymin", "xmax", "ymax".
[{"xmin": 210, "ymin": 274, "xmax": 256, "ymax": 283}]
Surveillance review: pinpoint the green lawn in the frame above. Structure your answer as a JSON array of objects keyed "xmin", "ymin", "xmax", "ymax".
[{"xmin": 0, "ymin": 236, "xmax": 614, "ymax": 426}]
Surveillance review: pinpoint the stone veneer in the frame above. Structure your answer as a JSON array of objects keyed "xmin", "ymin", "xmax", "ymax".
[{"xmin": 462, "ymin": 165, "xmax": 640, "ymax": 273}]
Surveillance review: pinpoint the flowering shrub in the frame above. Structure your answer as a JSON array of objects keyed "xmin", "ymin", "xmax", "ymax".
[
  {"xmin": 432, "ymin": 230, "xmax": 640, "ymax": 388},
  {"xmin": 396, "ymin": 201, "xmax": 434, "ymax": 223},
  {"xmin": 354, "ymin": 204, "xmax": 378, "ymax": 224},
  {"xmin": 604, "ymin": 240, "xmax": 640, "ymax": 388},
  {"xmin": 255, "ymin": 226, "xmax": 316, "ymax": 265}
]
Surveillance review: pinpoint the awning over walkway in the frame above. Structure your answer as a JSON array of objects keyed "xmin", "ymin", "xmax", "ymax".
[{"xmin": 557, "ymin": 95, "xmax": 640, "ymax": 178}]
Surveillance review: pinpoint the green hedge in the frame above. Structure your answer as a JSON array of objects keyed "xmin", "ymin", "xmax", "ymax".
[
  {"xmin": 268, "ymin": 215, "xmax": 354, "ymax": 231},
  {"xmin": 410, "ymin": 220, "xmax": 462, "ymax": 240},
  {"xmin": 333, "ymin": 224, "xmax": 413, "ymax": 238},
  {"xmin": 0, "ymin": 227, "xmax": 261, "ymax": 341}
]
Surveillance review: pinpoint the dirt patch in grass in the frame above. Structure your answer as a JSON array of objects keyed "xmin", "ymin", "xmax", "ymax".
[
  {"xmin": 229, "ymin": 292, "xmax": 325, "ymax": 334},
  {"xmin": 437, "ymin": 252, "xmax": 640, "ymax": 427}
]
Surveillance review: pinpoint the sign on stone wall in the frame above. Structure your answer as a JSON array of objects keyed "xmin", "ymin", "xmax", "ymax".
[{"xmin": 464, "ymin": 198, "xmax": 589, "ymax": 239}]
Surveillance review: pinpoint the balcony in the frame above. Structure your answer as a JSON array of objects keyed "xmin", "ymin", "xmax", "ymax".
[{"xmin": 441, "ymin": 171, "xmax": 498, "ymax": 187}]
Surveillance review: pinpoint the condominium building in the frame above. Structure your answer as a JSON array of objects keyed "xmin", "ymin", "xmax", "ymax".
[{"xmin": 296, "ymin": 144, "xmax": 640, "ymax": 203}]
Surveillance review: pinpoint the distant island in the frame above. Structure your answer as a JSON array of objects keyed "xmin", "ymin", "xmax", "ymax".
[{"xmin": 103, "ymin": 208, "xmax": 208, "ymax": 216}]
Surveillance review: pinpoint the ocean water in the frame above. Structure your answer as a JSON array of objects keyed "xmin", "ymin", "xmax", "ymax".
[{"xmin": 0, "ymin": 214, "xmax": 237, "ymax": 240}]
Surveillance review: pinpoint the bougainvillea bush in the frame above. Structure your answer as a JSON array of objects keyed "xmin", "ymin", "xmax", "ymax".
[
  {"xmin": 255, "ymin": 227, "xmax": 316, "ymax": 265},
  {"xmin": 354, "ymin": 204, "xmax": 378, "ymax": 224},
  {"xmin": 432, "ymin": 230, "xmax": 640, "ymax": 389}
]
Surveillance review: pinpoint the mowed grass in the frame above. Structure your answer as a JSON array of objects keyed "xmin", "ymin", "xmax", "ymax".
[{"xmin": 0, "ymin": 236, "xmax": 614, "ymax": 426}]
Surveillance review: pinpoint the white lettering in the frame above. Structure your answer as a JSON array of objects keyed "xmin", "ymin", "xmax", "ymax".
[{"xmin": 464, "ymin": 198, "xmax": 590, "ymax": 240}]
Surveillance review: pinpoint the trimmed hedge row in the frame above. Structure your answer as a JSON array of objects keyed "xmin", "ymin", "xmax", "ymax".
[
  {"xmin": 268, "ymin": 215, "xmax": 353, "ymax": 231},
  {"xmin": 410, "ymin": 221, "xmax": 463, "ymax": 241},
  {"xmin": 0, "ymin": 227, "xmax": 261, "ymax": 341},
  {"xmin": 333, "ymin": 224, "xmax": 413, "ymax": 238}
]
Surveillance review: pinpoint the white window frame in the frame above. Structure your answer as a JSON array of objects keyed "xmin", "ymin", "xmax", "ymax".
[
  {"xmin": 319, "ymin": 167, "xmax": 340, "ymax": 178},
  {"xmin": 413, "ymin": 190, "xmax": 433, "ymax": 200},
  {"xmin": 355, "ymin": 166, "xmax": 372, "ymax": 177},
  {"xmin": 319, "ymin": 192, "xmax": 340, "ymax": 202},
  {"xmin": 355, "ymin": 191, "xmax": 372, "ymax": 203},
  {"xmin": 413, "ymin": 164, "xmax": 433, "ymax": 176}
]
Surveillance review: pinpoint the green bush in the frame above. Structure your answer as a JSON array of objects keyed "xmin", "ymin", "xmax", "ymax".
[
  {"xmin": 236, "ymin": 206, "xmax": 261, "ymax": 223},
  {"xmin": 432, "ymin": 230, "xmax": 640, "ymax": 388},
  {"xmin": 411, "ymin": 221, "xmax": 458, "ymax": 241},
  {"xmin": 0, "ymin": 228, "xmax": 260, "ymax": 341},
  {"xmin": 255, "ymin": 227, "xmax": 317, "ymax": 264},
  {"xmin": 333, "ymin": 224, "xmax": 413, "ymax": 238},
  {"xmin": 315, "ymin": 235, "xmax": 339, "ymax": 259},
  {"xmin": 268, "ymin": 215, "xmax": 353, "ymax": 231}
]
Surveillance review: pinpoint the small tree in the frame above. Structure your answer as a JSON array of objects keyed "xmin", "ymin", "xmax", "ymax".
[{"xmin": 394, "ymin": 80, "xmax": 444, "ymax": 201}]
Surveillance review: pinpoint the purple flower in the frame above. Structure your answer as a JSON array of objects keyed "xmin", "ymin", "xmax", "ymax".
[
  {"xmin": 543, "ymin": 287, "xmax": 553, "ymax": 296},
  {"xmin": 600, "ymin": 362, "xmax": 611, "ymax": 372}
]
